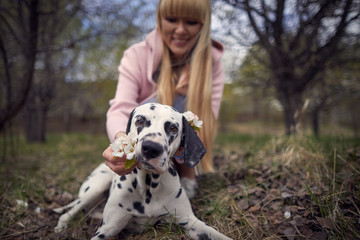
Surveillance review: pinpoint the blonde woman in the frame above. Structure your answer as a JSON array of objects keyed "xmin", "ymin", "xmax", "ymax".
[{"xmin": 103, "ymin": 0, "xmax": 224, "ymax": 198}]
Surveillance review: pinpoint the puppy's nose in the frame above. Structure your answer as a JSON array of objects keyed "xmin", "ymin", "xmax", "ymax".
[{"xmin": 142, "ymin": 141, "xmax": 163, "ymax": 159}]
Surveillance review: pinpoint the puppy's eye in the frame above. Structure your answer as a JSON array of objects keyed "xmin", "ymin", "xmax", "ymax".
[
  {"xmin": 165, "ymin": 121, "xmax": 179, "ymax": 135},
  {"xmin": 169, "ymin": 125, "xmax": 178, "ymax": 134},
  {"xmin": 136, "ymin": 118, "xmax": 145, "ymax": 127}
]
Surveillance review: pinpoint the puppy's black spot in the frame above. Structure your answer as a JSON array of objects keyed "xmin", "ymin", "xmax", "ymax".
[
  {"xmin": 128, "ymin": 188, "xmax": 133, "ymax": 193},
  {"xmin": 154, "ymin": 220, "xmax": 162, "ymax": 226},
  {"xmin": 133, "ymin": 168, "xmax": 138, "ymax": 174},
  {"xmin": 137, "ymin": 127, "xmax": 142, "ymax": 134},
  {"xmin": 151, "ymin": 182, "xmax": 159, "ymax": 188},
  {"xmin": 150, "ymin": 105, "xmax": 156, "ymax": 110},
  {"xmin": 127, "ymin": 208, "xmax": 132, "ymax": 212},
  {"xmin": 161, "ymin": 158, "xmax": 166, "ymax": 166},
  {"xmin": 100, "ymin": 170, "xmax": 107, "ymax": 173},
  {"xmin": 146, "ymin": 189, "xmax": 152, "ymax": 198},
  {"xmin": 117, "ymin": 183, "xmax": 122, "ymax": 189},
  {"xmin": 168, "ymin": 166, "xmax": 177, "ymax": 176},
  {"xmin": 179, "ymin": 221, "xmax": 188, "ymax": 226},
  {"xmin": 146, "ymin": 174, "xmax": 151, "ymax": 185},
  {"xmin": 157, "ymin": 132, "xmax": 162, "ymax": 136},
  {"xmin": 142, "ymin": 133, "xmax": 156, "ymax": 139},
  {"xmin": 84, "ymin": 186, "xmax": 90, "ymax": 192},
  {"xmin": 146, "ymin": 189, "xmax": 152, "ymax": 204},
  {"xmin": 152, "ymin": 173, "xmax": 160, "ymax": 179},
  {"xmin": 169, "ymin": 135, "xmax": 175, "ymax": 145},
  {"xmin": 103, "ymin": 190, "xmax": 109, "ymax": 197},
  {"xmin": 120, "ymin": 175, "xmax": 126, "ymax": 181},
  {"xmin": 119, "ymin": 203, "xmax": 123, "ymax": 207},
  {"xmin": 77, "ymin": 200, "xmax": 81, "ymax": 204},
  {"xmin": 176, "ymin": 188, "xmax": 182, "ymax": 198},
  {"xmin": 198, "ymin": 233, "xmax": 211, "ymax": 240},
  {"xmin": 158, "ymin": 212, "xmax": 168, "ymax": 217},
  {"xmin": 141, "ymin": 161, "xmax": 156, "ymax": 170},
  {"xmin": 132, "ymin": 178, "xmax": 137, "ymax": 189},
  {"xmin": 133, "ymin": 201, "xmax": 145, "ymax": 214},
  {"xmin": 98, "ymin": 233, "xmax": 105, "ymax": 239}
]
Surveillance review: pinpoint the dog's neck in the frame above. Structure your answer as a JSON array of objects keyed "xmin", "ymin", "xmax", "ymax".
[
  {"xmin": 134, "ymin": 163, "xmax": 180, "ymax": 197},
  {"xmin": 135, "ymin": 168, "xmax": 161, "ymax": 190}
]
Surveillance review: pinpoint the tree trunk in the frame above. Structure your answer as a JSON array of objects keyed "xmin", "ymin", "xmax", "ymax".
[
  {"xmin": 311, "ymin": 109, "xmax": 320, "ymax": 137},
  {"xmin": 277, "ymin": 88, "xmax": 303, "ymax": 135},
  {"xmin": 350, "ymin": 103, "xmax": 359, "ymax": 137},
  {"xmin": 0, "ymin": 0, "xmax": 39, "ymax": 133},
  {"xmin": 25, "ymin": 99, "xmax": 46, "ymax": 143},
  {"xmin": 252, "ymin": 93, "xmax": 260, "ymax": 119}
]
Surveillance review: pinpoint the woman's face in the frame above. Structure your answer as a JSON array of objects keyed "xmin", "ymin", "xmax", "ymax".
[{"xmin": 160, "ymin": 16, "xmax": 202, "ymax": 61}]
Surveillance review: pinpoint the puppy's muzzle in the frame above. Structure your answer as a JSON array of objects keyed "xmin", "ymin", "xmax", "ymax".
[{"xmin": 142, "ymin": 140, "xmax": 164, "ymax": 159}]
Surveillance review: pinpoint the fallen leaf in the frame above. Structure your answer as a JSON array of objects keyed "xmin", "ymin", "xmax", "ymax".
[
  {"xmin": 249, "ymin": 204, "xmax": 261, "ymax": 212},
  {"xmin": 247, "ymin": 186, "xmax": 264, "ymax": 195},
  {"xmin": 281, "ymin": 191, "xmax": 293, "ymax": 198},
  {"xmin": 310, "ymin": 231, "xmax": 327, "ymax": 240},
  {"xmin": 316, "ymin": 217, "xmax": 335, "ymax": 230},
  {"xmin": 245, "ymin": 214, "xmax": 259, "ymax": 228},
  {"xmin": 298, "ymin": 225, "xmax": 313, "ymax": 238},
  {"xmin": 237, "ymin": 198, "xmax": 249, "ymax": 210},
  {"xmin": 282, "ymin": 226, "xmax": 296, "ymax": 240},
  {"xmin": 270, "ymin": 200, "xmax": 282, "ymax": 211},
  {"xmin": 227, "ymin": 184, "xmax": 241, "ymax": 194}
]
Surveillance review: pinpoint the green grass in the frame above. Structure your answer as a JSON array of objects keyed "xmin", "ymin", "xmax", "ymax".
[{"xmin": 0, "ymin": 131, "xmax": 359, "ymax": 239}]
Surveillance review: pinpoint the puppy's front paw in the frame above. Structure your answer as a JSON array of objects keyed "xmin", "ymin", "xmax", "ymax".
[{"xmin": 180, "ymin": 178, "xmax": 198, "ymax": 199}]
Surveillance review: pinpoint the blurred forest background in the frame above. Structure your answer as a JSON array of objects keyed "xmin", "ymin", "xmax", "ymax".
[
  {"xmin": 1, "ymin": 0, "xmax": 359, "ymax": 156},
  {"xmin": 1, "ymin": 1, "xmax": 360, "ymax": 239}
]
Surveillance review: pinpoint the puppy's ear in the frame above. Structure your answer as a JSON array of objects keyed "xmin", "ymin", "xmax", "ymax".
[
  {"xmin": 181, "ymin": 116, "xmax": 207, "ymax": 168},
  {"xmin": 125, "ymin": 109, "xmax": 135, "ymax": 134}
]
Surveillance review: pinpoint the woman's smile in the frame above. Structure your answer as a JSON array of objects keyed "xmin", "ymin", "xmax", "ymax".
[{"xmin": 161, "ymin": 17, "xmax": 202, "ymax": 60}]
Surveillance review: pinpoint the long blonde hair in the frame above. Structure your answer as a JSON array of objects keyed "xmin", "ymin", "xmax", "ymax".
[{"xmin": 156, "ymin": 0, "xmax": 216, "ymax": 173}]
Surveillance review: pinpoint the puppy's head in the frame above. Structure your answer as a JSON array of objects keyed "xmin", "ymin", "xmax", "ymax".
[{"xmin": 126, "ymin": 103, "xmax": 206, "ymax": 173}]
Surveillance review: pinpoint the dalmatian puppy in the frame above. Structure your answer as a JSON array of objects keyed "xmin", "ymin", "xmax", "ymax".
[{"xmin": 54, "ymin": 103, "xmax": 232, "ymax": 240}]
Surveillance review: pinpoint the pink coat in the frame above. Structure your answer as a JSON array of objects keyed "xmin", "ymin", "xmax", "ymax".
[{"xmin": 106, "ymin": 29, "xmax": 225, "ymax": 142}]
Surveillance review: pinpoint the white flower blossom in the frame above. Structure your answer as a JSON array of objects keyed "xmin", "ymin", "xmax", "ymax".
[
  {"xmin": 192, "ymin": 114, "xmax": 203, "ymax": 129},
  {"xmin": 111, "ymin": 134, "xmax": 136, "ymax": 160},
  {"xmin": 110, "ymin": 138, "xmax": 123, "ymax": 152},
  {"xmin": 183, "ymin": 111, "xmax": 195, "ymax": 122},
  {"xmin": 182, "ymin": 111, "xmax": 202, "ymax": 131}
]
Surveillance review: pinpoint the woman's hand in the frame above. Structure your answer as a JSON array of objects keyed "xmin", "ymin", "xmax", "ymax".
[{"xmin": 102, "ymin": 132, "xmax": 137, "ymax": 175}]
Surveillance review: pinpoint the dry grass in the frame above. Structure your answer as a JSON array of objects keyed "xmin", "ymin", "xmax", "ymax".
[{"xmin": 0, "ymin": 129, "xmax": 359, "ymax": 239}]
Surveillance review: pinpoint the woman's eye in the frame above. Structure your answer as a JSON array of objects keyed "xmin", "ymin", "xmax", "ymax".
[
  {"xmin": 186, "ymin": 20, "xmax": 199, "ymax": 25},
  {"xmin": 165, "ymin": 17, "xmax": 177, "ymax": 23}
]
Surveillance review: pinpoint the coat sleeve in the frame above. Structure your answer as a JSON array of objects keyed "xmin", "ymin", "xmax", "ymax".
[{"xmin": 106, "ymin": 47, "xmax": 143, "ymax": 142}]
